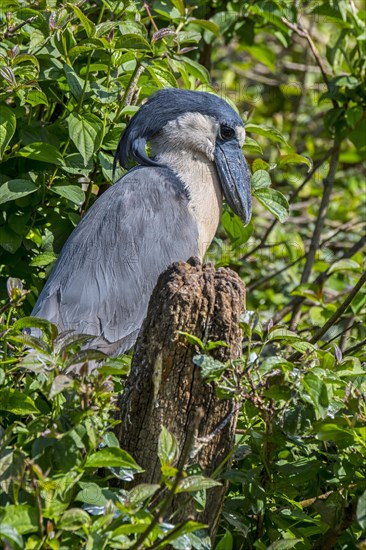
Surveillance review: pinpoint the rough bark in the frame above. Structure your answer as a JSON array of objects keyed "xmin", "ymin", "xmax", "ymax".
[{"xmin": 116, "ymin": 258, "xmax": 246, "ymax": 535}]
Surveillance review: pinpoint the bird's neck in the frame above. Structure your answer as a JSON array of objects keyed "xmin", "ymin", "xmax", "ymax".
[{"xmin": 154, "ymin": 148, "xmax": 223, "ymax": 259}]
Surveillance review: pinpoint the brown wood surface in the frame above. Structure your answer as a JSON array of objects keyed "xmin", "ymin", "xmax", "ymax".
[{"xmin": 116, "ymin": 258, "xmax": 245, "ymax": 535}]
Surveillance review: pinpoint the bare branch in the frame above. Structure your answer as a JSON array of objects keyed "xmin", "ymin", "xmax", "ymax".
[
  {"xmin": 281, "ymin": 17, "xmax": 332, "ymax": 89},
  {"xmin": 288, "ymin": 271, "xmax": 366, "ymax": 362},
  {"xmin": 290, "ymin": 144, "xmax": 340, "ymax": 328},
  {"xmin": 272, "ymin": 233, "xmax": 366, "ymax": 325}
]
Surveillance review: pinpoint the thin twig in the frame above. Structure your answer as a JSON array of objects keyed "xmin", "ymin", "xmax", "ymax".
[
  {"xmin": 309, "ymin": 272, "xmax": 366, "ymax": 344},
  {"xmin": 320, "ymin": 321, "xmax": 360, "ymax": 349},
  {"xmin": 248, "ymin": 256, "xmax": 304, "ymax": 291},
  {"xmin": 281, "ymin": 17, "xmax": 331, "ymax": 89},
  {"xmin": 2, "ymin": 16, "xmax": 38, "ymax": 39},
  {"xmin": 272, "ymin": 233, "xmax": 366, "ymax": 325},
  {"xmin": 143, "ymin": 1, "xmax": 159, "ymax": 32},
  {"xmin": 288, "ymin": 271, "xmax": 366, "ymax": 362},
  {"xmin": 344, "ymin": 337, "xmax": 366, "ymax": 356},
  {"xmin": 125, "ymin": 65, "xmax": 144, "ymax": 107},
  {"xmin": 290, "ymin": 144, "xmax": 340, "ymax": 328},
  {"xmin": 248, "ymin": 217, "xmax": 362, "ymax": 292},
  {"xmin": 348, "ymin": 0, "xmax": 358, "ymax": 17}
]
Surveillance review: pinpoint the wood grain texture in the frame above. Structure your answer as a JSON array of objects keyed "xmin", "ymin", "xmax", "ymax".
[{"xmin": 116, "ymin": 258, "xmax": 245, "ymax": 535}]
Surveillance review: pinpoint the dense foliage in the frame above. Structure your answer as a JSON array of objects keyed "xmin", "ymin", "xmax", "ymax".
[{"xmin": 0, "ymin": 0, "xmax": 365, "ymax": 548}]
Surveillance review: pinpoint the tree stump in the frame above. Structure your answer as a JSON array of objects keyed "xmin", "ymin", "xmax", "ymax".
[{"xmin": 116, "ymin": 258, "xmax": 245, "ymax": 535}]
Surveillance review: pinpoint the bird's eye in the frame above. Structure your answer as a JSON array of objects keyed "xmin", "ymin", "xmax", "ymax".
[{"xmin": 220, "ymin": 125, "xmax": 235, "ymax": 140}]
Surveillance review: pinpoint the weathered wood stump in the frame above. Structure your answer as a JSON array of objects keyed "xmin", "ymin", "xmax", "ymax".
[{"xmin": 116, "ymin": 258, "xmax": 245, "ymax": 535}]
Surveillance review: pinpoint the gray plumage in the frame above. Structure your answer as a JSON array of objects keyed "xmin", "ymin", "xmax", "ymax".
[{"xmin": 32, "ymin": 88, "xmax": 252, "ymax": 356}]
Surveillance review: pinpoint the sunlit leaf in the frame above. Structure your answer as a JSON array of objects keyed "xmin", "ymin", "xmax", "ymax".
[
  {"xmin": 158, "ymin": 426, "xmax": 178, "ymax": 467},
  {"xmin": 0, "ymin": 105, "xmax": 16, "ymax": 159},
  {"xmin": 85, "ymin": 447, "xmax": 142, "ymax": 470},
  {"xmin": 0, "ymin": 180, "xmax": 37, "ymax": 205},
  {"xmin": 254, "ymin": 188, "xmax": 289, "ymax": 222}
]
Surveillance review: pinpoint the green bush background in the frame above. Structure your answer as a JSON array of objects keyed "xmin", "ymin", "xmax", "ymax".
[{"xmin": 0, "ymin": 0, "xmax": 365, "ymax": 548}]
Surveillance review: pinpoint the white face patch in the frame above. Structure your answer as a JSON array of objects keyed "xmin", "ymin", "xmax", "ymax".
[
  {"xmin": 152, "ymin": 112, "xmax": 220, "ymax": 161},
  {"xmin": 152, "ymin": 113, "xmax": 246, "ymax": 163},
  {"xmin": 235, "ymin": 125, "xmax": 245, "ymax": 147}
]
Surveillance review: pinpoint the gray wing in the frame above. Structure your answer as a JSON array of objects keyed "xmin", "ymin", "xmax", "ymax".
[{"xmin": 32, "ymin": 167, "xmax": 199, "ymax": 354}]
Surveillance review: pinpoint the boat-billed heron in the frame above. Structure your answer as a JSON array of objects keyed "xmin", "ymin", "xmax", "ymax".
[{"xmin": 32, "ymin": 88, "xmax": 252, "ymax": 355}]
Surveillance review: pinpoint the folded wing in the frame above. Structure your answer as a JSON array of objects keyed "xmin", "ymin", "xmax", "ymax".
[{"xmin": 32, "ymin": 167, "xmax": 198, "ymax": 354}]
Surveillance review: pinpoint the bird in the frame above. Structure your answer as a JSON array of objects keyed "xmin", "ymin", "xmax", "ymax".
[{"xmin": 31, "ymin": 88, "xmax": 252, "ymax": 356}]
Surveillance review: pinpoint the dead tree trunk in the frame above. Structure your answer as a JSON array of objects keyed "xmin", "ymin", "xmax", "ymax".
[{"xmin": 116, "ymin": 258, "xmax": 245, "ymax": 535}]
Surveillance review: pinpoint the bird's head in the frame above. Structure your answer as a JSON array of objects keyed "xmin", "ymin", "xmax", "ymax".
[{"xmin": 114, "ymin": 88, "xmax": 252, "ymax": 225}]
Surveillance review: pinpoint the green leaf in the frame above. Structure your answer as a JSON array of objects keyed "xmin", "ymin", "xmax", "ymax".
[
  {"xmin": 243, "ymin": 137, "xmax": 263, "ymax": 155},
  {"xmin": 95, "ymin": 21, "xmax": 117, "ymax": 38},
  {"xmin": 189, "ymin": 19, "xmax": 220, "ymax": 35},
  {"xmin": 349, "ymin": 118, "xmax": 366, "ymax": 149},
  {"xmin": 68, "ymin": 113, "xmax": 104, "ymax": 166},
  {"xmin": 316, "ymin": 423, "xmax": 354, "ymax": 445},
  {"xmin": 252, "ymin": 158, "xmax": 269, "ymax": 172},
  {"xmin": 251, "ymin": 169, "xmax": 271, "ymax": 189},
  {"xmin": 147, "ymin": 64, "xmax": 178, "ymax": 88},
  {"xmin": 268, "ymin": 541, "xmax": 303, "ymax": 550},
  {"xmin": 333, "ymin": 75, "xmax": 360, "ymax": 89},
  {"xmin": 49, "ymin": 375, "xmax": 73, "ymax": 398},
  {"xmin": 64, "ymin": 349, "xmax": 107, "ymax": 368},
  {"xmin": 193, "ymin": 355, "xmax": 226, "ymax": 382},
  {"xmin": 245, "ymin": 123, "xmax": 289, "ymax": 146},
  {"xmin": 357, "ymin": 491, "xmax": 366, "ymax": 530},
  {"xmin": 0, "ymin": 105, "xmax": 16, "ymax": 159},
  {"xmin": 0, "ymin": 389, "xmax": 40, "ymax": 415},
  {"xmin": 215, "ymin": 530, "xmax": 233, "ymax": 550},
  {"xmin": 128, "ymin": 484, "xmax": 160, "ymax": 504},
  {"xmin": 328, "ymin": 259, "xmax": 361, "ymax": 274},
  {"xmin": 68, "ymin": 3, "xmax": 95, "ymax": 37},
  {"xmin": 0, "ymin": 525, "xmax": 23, "ymax": 550},
  {"xmin": 303, "ymin": 374, "xmax": 329, "ymax": 418},
  {"xmin": 12, "ymin": 316, "xmax": 58, "ymax": 341},
  {"xmin": 171, "ymin": 0, "xmax": 185, "ymax": 15},
  {"xmin": 62, "ymin": 153, "xmax": 94, "ymax": 176},
  {"xmin": 205, "ymin": 340, "xmax": 229, "ymax": 351},
  {"xmin": 222, "ymin": 210, "xmax": 254, "ymax": 246},
  {"xmin": 12, "ymin": 53, "xmax": 39, "ymax": 70},
  {"xmin": 64, "ymin": 64, "xmax": 86, "ymax": 101},
  {"xmin": 18, "ymin": 142, "xmax": 64, "ymax": 166},
  {"xmin": 177, "ymin": 475, "xmax": 221, "ymax": 493},
  {"xmin": 242, "ymin": 44, "xmax": 276, "ymax": 72},
  {"xmin": 345, "ymin": 106, "xmax": 363, "ymax": 128},
  {"xmin": 178, "ymin": 56, "xmax": 210, "ymax": 83},
  {"xmin": 117, "ymin": 33, "xmax": 151, "ymax": 50},
  {"xmin": 0, "ymin": 227, "xmax": 22, "ymax": 253},
  {"xmin": 85, "ymin": 447, "xmax": 142, "ymax": 470},
  {"xmin": 254, "ymin": 188, "xmax": 289, "ymax": 222},
  {"xmin": 26, "ymin": 90, "xmax": 48, "ymax": 107},
  {"xmin": 277, "ymin": 153, "xmax": 312, "ymax": 169},
  {"xmin": 103, "ymin": 432, "xmax": 120, "ymax": 448},
  {"xmin": 160, "ymin": 520, "xmax": 207, "ymax": 544},
  {"xmin": 178, "ymin": 331, "xmax": 204, "ymax": 349},
  {"xmin": 29, "ymin": 251, "xmax": 57, "ymax": 267},
  {"xmin": 0, "ymin": 505, "xmax": 38, "ymax": 535},
  {"xmin": 269, "ymin": 328, "xmax": 301, "ymax": 342},
  {"xmin": 0, "ymin": 179, "xmax": 37, "ymax": 205},
  {"xmin": 158, "ymin": 426, "xmax": 178, "ymax": 467},
  {"xmin": 51, "ymin": 184, "xmax": 85, "ymax": 206},
  {"xmin": 57, "ymin": 508, "xmax": 91, "ymax": 531}
]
